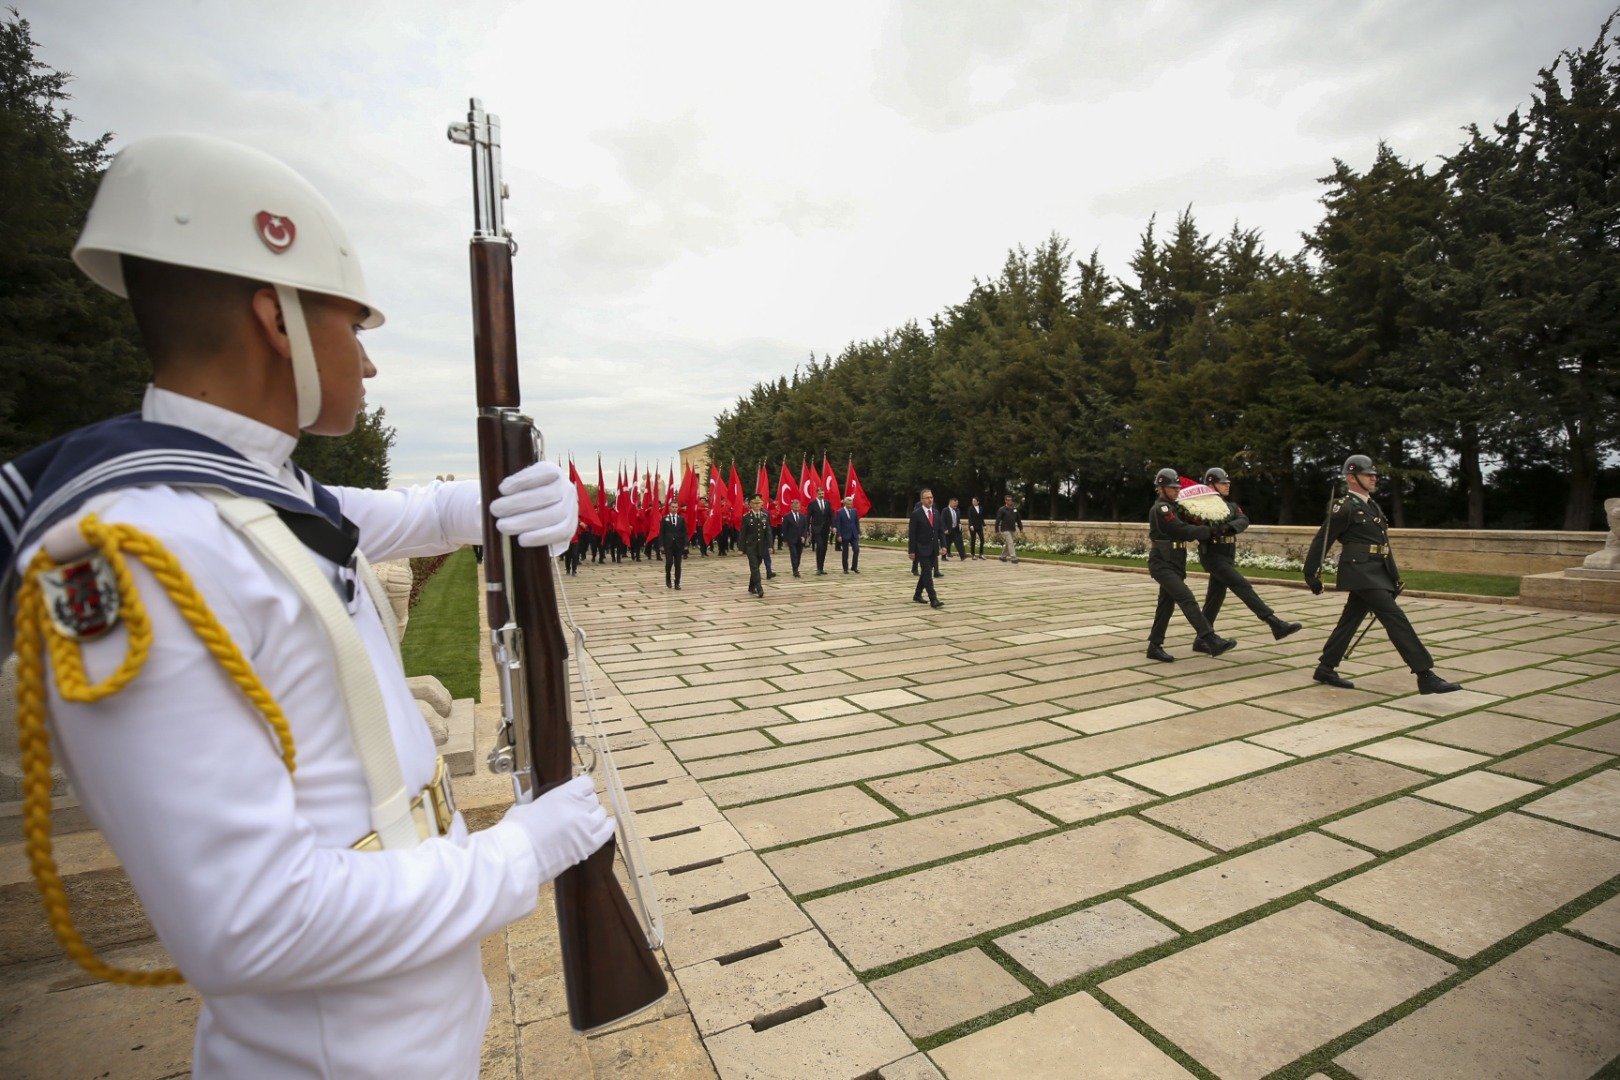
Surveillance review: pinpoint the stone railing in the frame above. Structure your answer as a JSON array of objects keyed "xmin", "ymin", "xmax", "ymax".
[{"xmin": 860, "ymin": 518, "xmax": 1608, "ymax": 578}]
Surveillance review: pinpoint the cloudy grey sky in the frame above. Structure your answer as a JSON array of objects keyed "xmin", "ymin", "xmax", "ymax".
[{"xmin": 29, "ymin": 0, "xmax": 1613, "ymax": 484}]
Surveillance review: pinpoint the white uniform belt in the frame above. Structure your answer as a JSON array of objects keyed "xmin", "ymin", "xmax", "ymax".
[{"xmin": 353, "ymin": 756, "xmax": 455, "ymax": 851}]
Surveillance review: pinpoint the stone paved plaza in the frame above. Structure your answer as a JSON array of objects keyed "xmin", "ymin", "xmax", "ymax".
[
  {"xmin": 4, "ymin": 544, "xmax": 1619, "ymax": 1078},
  {"xmin": 559, "ymin": 544, "xmax": 1620, "ymax": 1080}
]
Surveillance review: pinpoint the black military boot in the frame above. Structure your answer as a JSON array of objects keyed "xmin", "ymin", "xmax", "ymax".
[
  {"xmin": 1198, "ymin": 633, "xmax": 1236, "ymax": 657},
  {"xmin": 1192, "ymin": 635, "xmax": 1213, "ymax": 655},
  {"xmin": 1417, "ymin": 670, "xmax": 1462, "ymax": 695},
  {"xmin": 1268, "ymin": 616, "xmax": 1303, "ymax": 640},
  {"xmin": 1313, "ymin": 666, "xmax": 1355, "ymax": 689},
  {"xmin": 1146, "ymin": 644, "xmax": 1175, "ymax": 663}
]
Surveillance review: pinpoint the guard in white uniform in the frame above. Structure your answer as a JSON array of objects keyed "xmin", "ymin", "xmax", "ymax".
[{"xmin": 1, "ymin": 134, "xmax": 608, "ymax": 1078}]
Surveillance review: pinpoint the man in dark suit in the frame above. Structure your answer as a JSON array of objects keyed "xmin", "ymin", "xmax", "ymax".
[
  {"xmin": 659, "ymin": 505, "xmax": 688, "ymax": 590},
  {"xmin": 1305, "ymin": 455, "xmax": 1462, "ymax": 694},
  {"xmin": 909, "ymin": 488, "xmax": 944, "ymax": 608},
  {"xmin": 834, "ymin": 495, "xmax": 861, "ymax": 573},
  {"xmin": 966, "ymin": 497, "xmax": 987, "ymax": 559},
  {"xmin": 781, "ymin": 498, "xmax": 810, "ymax": 577},
  {"xmin": 807, "ymin": 485, "xmax": 833, "ymax": 575},
  {"xmin": 942, "ymin": 497, "xmax": 967, "ymax": 561}
]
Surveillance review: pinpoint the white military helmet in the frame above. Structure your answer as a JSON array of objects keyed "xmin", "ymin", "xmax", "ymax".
[{"xmin": 72, "ymin": 133, "xmax": 384, "ymax": 430}]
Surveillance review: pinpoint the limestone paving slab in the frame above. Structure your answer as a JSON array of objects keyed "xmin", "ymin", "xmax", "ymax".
[
  {"xmin": 763, "ymin": 713, "xmax": 895, "ymax": 744},
  {"xmin": 653, "ymin": 851, "xmax": 782, "ymax": 912},
  {"xmin": 674, "ymin": 929, "xmax": 855, "ymax": 1037},
  {"xmin": 1461, "ymin": 666, "xmax": 1587, "ymax": 698},
  {"xmin": 1335, "ymin": 932, "xmax": 1620, "ymax": 1080},
  {"xmin": 1519, "ymin": 767, "xmax": 1620, "ymax": 838},
  {"xmin": 1132, "ymin": 832, "xmax": 1374, "ymax": 932},
  {"xmin": 1319, "ymin": 797, "xmax": 1471, "ymax": 852},
  {"xmin": 651, "ymin": 708, "xmax": 790, "ymax": 743},
  {"xmin": 686, "ymin": 722, "xmax": 939, "ymax": 780},
  {"xmin": 931, "ymin": 701, "xmax": 1067, "ymax": 735},
  {"xmin": 805, "ymin": 817, "xmax": 1206, "ymax": 970},
  {"xmin": 781, "ymin": 697, "xmax": 861, "ymax": 722},
  {"xmin": 1256, "ymin": 683, "xmax": 1388, "ymax": 719},
  {"xmin": 1017, "ymin": 776, "xmax": 1157, "ymax": 824},
  {"xmin": 703, "ymin": 744, "xmax": 948, "ymax": 807},
  {"xmin": 1116, "ymin": 740, "xmax": 1293, "ymax": 796},
  {"xmin": 926, "ymin": 720, "xmax": 1079, "ymax": 761},
  {"xmin": 848, "ymin": 688, "xmax": 926, "ymax": 710},
  {"xmin": 1322, "ymin": 811, "xmax": 1620, "ymax": 956},
  {"xmin": 701, "ymin": 983, "xmax": 915, "ymax": 1080},
  {"xmin": 1559, "ymin": 670, "xmax": 1620, "ymax": 703},
  {"xmin": 1247, "ymin": 705, "xmax": 1431, "ymax": 757},
  {"xmin": 1489, "ymin": 742, "xmax": 1613, "ymax": 783},
  {"xmin": 1383, "ymin": 688, "xmax": 1506, "ymax": 716},
  {"xmin": 868, "ymin": 752, "xmax": 1072, "ymax": 815},
  {"xmin": 1101, "ymin": 902, "xmax": 1454, "ymax": 1080},
  {"xmin": 763, "ymin": 799, "xmax": 1051, "ymax": 895},
  {"xmin": 668, "ymin": 730, "xmax": 778, "ymax": 761},
  {"xmin": 929, "ymin": 992, "xmax": 1196, "ymax": 1080},
  {"xmin": 993, "ymin": 899, "xmax": 1178, "ymax": 986},
  {"xmin": 636, "ymin": 798, "xmax": 725, "ymax": 836},
  {"xmin": 1143, "ymin": 753, "xmax": 1426, "ymax": 851},
  {"xmin": 1032, "ymin": 703, "xmax": 1294, "ymax": 777},
  {"xmin": 1480, "ymin": 692, "xmax": 1618, "ymax": 727},
  {"xmin": 1353, "ymin": 736, "xmax": 1491, "ymax": 774},
  {"xmin": 1054, "ymin": 696, "xmax": 1191, "ymax": 734},
  {"xmin": 1563, "ymin": 718, "xmax": 1620, "ymax": 755},
  {"xmin": 723, "ymin": 786, "xmax": 896, "ymax": 849},
  {"xmin": 868, "ymin": 948, "xmax": 1029, "ymax": 1038},
  {"xmin": 585, "ymin": 1014, "xmax": 718, "ymax": 1079},
  {"xmin": 1568, "ymin": 893, "xmax": 1620, "ymax": 947},
  {"xmin": 1417, "ymin": 771, "xmax": 1542, "ymax": 812},
  {"xmin": 881, "ymin": 1054, "xmax": 948, "ymax": 1080},
  {"xmin": 1412, "ymin": 711, "xmax": 1567, "ymax": 755},
  {"xmin": 645, "ymin": 820, "xmax": 751, "ymax": 873},
  {"xmin": 1437, "ymin": 648, "xmax": 1554, "ymax": 675},
  {"xmin": 661, "ymin": 886, "xmax": 814, "ymax": 969}
]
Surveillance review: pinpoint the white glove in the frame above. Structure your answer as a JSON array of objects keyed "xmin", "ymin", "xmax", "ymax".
[
  {"xmin": 489, "ymin": 461, "xmax": 578, "ymax": 555},
  {"xmin": 502, "ymin": 774, "xmax": 614, "ymax": 884}
]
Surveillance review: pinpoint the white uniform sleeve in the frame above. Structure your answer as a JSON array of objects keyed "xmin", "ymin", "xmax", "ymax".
[
  {"xmin": 334, "ymin": 480, "xmax": 484, "ymax": 562},
  {"xmin": 38, "ymin": 505, "xmax": 539, "ymax": 997}
]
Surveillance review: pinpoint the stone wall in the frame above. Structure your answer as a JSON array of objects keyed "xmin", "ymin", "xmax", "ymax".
[{"xmin": 861, "ymin": 519, "xmax": 1608, "ymax": 578}]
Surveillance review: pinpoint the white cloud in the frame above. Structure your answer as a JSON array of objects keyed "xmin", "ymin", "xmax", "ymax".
[{"xmin": 24, "ymin": 0, "xmax": 1615, "ymax": 484}]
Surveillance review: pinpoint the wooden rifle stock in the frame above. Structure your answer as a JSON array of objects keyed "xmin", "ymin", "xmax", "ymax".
[{"xmin": 454, "ymin": 99, "xmax": 667, "ymax": 1034}]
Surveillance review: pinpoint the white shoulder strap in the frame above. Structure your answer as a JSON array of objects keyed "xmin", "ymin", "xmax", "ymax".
[{"xmin": 206, "ymin": 493, "xmax": 419, "ymax": 850}]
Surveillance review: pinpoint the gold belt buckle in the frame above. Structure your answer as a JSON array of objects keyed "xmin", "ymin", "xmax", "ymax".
[{"xmin": 351, "ymin": 756, "xmax": 455, "ymax": 851}]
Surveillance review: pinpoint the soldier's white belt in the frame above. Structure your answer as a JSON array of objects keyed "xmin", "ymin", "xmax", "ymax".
[
  {"xmin": 1345, "ymin": 543, "xmax": 1386, "ymax": 555},
  {"xmin": 1153, "ymin": 541, "xmax": 1190, "ymax": 549},
  {"xmin": 353, "ymin": 756, "xmax": 455, "ymax": 852}
]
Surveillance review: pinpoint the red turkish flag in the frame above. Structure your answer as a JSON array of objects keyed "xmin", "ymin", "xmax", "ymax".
[
  {"xmin": 615, "ymin": 467, "xmax": 634, "ymax": 544},
  {"xmin": 728, "ymin": 463, "xmax": 746, "ymax": 530},
  {"xmin": 799, "ymin": 458, "xmax": 816, "ymax": 503},
  {"xmin": 595, "ymin": 458, "xmax": 611, "ymax": 538},
  {"xmin": 679, "ymin": 465, "xmax": 700, "ymax": 536},
  {"xmin": 820, "ymin": 454, "xmax": 841, "ymax": 507},
  {"xmin": 756, "ymin": 463, "xmax": 779, "ymax": 526},
  {"xmin": 777, "ymin": 462, "xmax": 796, "ymax": 517},
  {"xmin": 570, "ymin": 460, "xmax": 601, "ymax": 534},
  {"xmin": 704, "ymin": 464, "xmax": 727, "ymax": 544},
  {"xmin": 845, "ymin": 458, "xmax": 873, "ymax": 517}
]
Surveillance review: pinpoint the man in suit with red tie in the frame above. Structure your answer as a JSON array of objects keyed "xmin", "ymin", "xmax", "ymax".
[
  {"xmin": 807, "ymin": 485, "xmax": 833, "ymax": 575},
  {"xmin": 909, "ymin": 489, "xmax": 944, "ymax": 608}
]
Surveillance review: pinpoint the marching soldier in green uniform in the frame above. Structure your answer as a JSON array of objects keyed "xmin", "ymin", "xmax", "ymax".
[
  {"xmin": 1147, "ymin": 468, "xmax": 1235, "ymax": 662},
  {"xmin": 1304, "ymin": 455, "xmax": 1462, "ymax": 694},
  {"xmin": 741, "ymin": 494, "xmax": 772, "ymax": 598},
  {"xmin": 1196, "ymin": 467, "xmax": 1301, "ymax": 649}
]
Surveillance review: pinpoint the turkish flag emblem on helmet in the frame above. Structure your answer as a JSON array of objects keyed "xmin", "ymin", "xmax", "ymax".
[{"xmin": 255, "ymin": 211, "xmax": 296, "ymax": 253}]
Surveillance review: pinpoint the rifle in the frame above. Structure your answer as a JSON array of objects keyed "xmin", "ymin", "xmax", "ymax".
[{"xmin": 449, "ymin": 99, "xmax": 668, "ymax": 1033}]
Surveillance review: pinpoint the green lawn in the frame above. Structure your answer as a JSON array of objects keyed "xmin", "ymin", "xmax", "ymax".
[
  {"xmin": 861, "ymin": 537, "xmax": 1521, "ymax": 597},
  {"xmin": 401, "ymin": 546, "xmax": 481, "ymax": 700}
]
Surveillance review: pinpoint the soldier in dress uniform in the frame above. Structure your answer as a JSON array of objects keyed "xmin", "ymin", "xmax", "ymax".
[
  {"xmin": 0, "ymin": 135, "xmax": 613, "ymax": 1079},
  {"xmin": 1195, "ymin": 467, "xmax": 1301, "ymax": 648},
  {"xmin": 741, "ymin": 494, "xmax": 771, "ymax": 597},
  {"xmin": 1304, "ymin": 455, "xmax": 1463, "ymax": 694},
  {"xmin": 1146, "ymin": 468, "xmax": 1236, "ymax": 662}
]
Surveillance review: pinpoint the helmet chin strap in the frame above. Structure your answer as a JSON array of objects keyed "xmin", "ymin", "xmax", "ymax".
[{"xmin": 276, "ymin": 284, "xmax": 322, "ymax": 430}]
